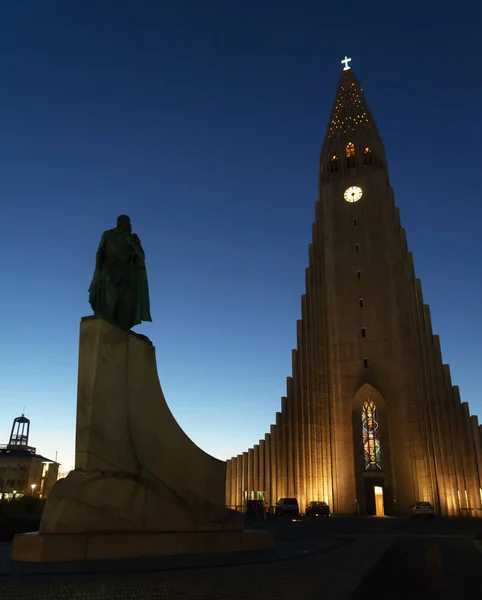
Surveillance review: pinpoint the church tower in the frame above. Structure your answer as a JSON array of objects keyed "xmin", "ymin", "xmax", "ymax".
[{"xmin": 225, "ymin": 59, "xmax": 482, "ymax": 517}]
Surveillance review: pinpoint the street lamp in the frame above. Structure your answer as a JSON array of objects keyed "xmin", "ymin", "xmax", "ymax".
[{"xmin": 30, "ymin": 483, "xmax": 37, "ymax": 496}]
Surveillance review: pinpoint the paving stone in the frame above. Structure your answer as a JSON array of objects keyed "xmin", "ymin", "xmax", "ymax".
[{"xmin": 0, "ymin": 535, "xmax": 394, "ymax": 600}]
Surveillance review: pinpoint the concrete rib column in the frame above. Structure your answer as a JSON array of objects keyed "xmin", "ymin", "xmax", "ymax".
[
  {"xmin": 453, "ymin": 388, "xmax": 473, "ymax": 516},
  {"xmin": 424, "ymin": 317, "xmax": 446, "ymax": 511},
  {"xmin": 225, "ymin": 459, "xmax": 232, "ymax": 509},
  {"xmin": 461, "ymin": 402, "xmax": 480, "ymax": 513},
  {"xmin": 409, "ymin": 282, "xmax": 427, "ymax": 501},
  {"xmin": 432, "ymin": 336, "xmax": 458, "ymax": 515},
  {"xmin": 265, "ymin": 433, "xmax": 271, "ymax": 510},
  {"xmin": 308, "ymin": 235, "xmax": 322, "ymax": 503},
  {"xmin": 253, "ymin": 444, "xmax": 259, "ymax": 496},
  {"xmin": 286, "ymin": 377, "xmax": 295, "ymax": 497},
  {"xmin": 302, "ymin": 287, "xmax": 313, "ymax": 505},
  {"xmin": 259, "ymin": 440, "xmax": 265, "ymax": 498},
  {"xmin": 276, "ymin": 412, "xmax": 284, "ymax": 498},
  {"xmin": 407, "ymin": 287, "xmax": 431, "ymax": 502},
  {"xmin": 471, "ymin": 416, "xmax": 482, "ymax": 511},
  {"xmin": 427, "ymin": 330, "xmax": 452, "ymax": 515},
  {"xmin": 247, "ymin": 448, "xmax": 254, "ymax": 500},
  {"xmin": 270, "ymin": 424, "xmax": 278, "ymax": 509},
  {"xmin": 398, "ymin": 257, "xmax": 423, "ymax": 507},
  {"xmin": 443, "ymin": 367, "xmax": 465, "ymax": 514},
  {"xmin": 280, "ymin": 398, "xmax": 288, "ymax": 497},
  {"xmin": 236, "ymin": 454, "xmax": 243, "ymax": 512},
  {"xmin": 314, "ymin": 203, "xmax": 331, "ymax": 507},
  {"xmin": 230, "ymin": 456, "xmax": 237, "ymax": 510},
  {"xmin": 242, "ymin": 451, "xmax": 248, "ymax": 510},
  {"xmin": 419, "ymin": 304, "xmax": 447, "ymax": 511},
  {"xmin": 296, "ymin": 317, "xmax": 307, "ymax": 512},
  {"xmin": 291, "ymin": 350, "xmax": 301, "ymax": 502}
]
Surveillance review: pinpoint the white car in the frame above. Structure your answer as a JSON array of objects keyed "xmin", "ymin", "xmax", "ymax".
[{"xmin": 411, "ymin": 501, "xmax": 435, "ymax": 518}]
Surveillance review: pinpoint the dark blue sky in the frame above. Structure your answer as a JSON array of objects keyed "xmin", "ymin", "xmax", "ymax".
[{"xmin": 1, "ymin": 1, "xmax": 481, "ymax": 470}]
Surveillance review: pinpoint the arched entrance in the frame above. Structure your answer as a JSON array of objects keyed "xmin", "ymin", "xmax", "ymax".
[{"xmin": 352, "ymin": 384, "xmax": 394, "ymax": 516}]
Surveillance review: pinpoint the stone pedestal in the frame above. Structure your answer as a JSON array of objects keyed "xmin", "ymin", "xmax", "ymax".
[{"xmin": 12, "ymin": 317, "xmax": 272, "ymax": 562}]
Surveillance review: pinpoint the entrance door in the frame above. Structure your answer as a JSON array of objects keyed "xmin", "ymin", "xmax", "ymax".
[{"xmin": 374, "ymin": 486, "xmax": 385, "ymax": 516}]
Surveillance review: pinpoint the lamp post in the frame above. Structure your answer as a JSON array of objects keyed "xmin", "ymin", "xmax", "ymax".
[{"xmin": 30, "ymin": 483, "xmax": 37, "ymax": 496}]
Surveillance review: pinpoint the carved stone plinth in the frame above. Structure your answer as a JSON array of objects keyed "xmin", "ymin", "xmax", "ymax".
[{"xmin": 12, "ymin": 318, "xmax": 268, "ymax": 562}]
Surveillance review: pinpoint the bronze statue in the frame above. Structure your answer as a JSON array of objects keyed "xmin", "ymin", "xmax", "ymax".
[{"xmin": 88, "ymin": 215, "xmax": 152, "ymax": 330}]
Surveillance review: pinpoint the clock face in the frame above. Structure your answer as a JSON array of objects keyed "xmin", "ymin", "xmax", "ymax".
[{"xmin": 344, "ymin": 186, "xmax": 363, "ymax": 203}]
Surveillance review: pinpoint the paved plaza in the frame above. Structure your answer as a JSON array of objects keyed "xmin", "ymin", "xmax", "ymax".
[{"xmin": 1, "ymin": 516, "xmax": 482, "ymax": 599}]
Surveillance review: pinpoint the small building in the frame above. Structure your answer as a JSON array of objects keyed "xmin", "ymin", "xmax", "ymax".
[{"xmin": 0, "ymin": 414, "xmax": 59, "ymax": 500}]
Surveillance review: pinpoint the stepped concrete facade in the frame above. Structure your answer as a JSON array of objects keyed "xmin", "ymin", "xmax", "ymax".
[{"xmin": 226, "ymin": 64, "xmax": 482, "ymax": 517}]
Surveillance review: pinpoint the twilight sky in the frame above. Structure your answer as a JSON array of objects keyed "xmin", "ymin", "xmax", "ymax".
[{"xmin": 1, "ymin": 1, "xmax": 481, "ymax": 472}]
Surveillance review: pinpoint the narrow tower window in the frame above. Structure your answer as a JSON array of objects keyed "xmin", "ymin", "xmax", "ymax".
[
  {"xmin": 361, "ymin": 400, "xmax": 381, "ymax": 470},
  {"xmin": 361, "ymin": 327, "xmax": 366, "ymax": 338},
  {"xmin": 355, "ymin": 243, "xmax": 360, "ymax": 253},
  {"xmin": 357, "ymin": 270, "xmax": 362, "ymax": 280},
  {"xmin": 363, "ymin": 358, "xmax": 368, "ymax": 369},
  {"xmin": 353, "ymin": 218, "xmax": 358, "ymax": 227},
  {"xmin": 363, "ymin": 146, "xmax": 373, "ymax": 166},
  {"xmin": 345, "ymin": 142, "xmax": 355, "ymax": 157},
  {"xmin": 346, "ymin": 142, "xmax": 356, "ymax": 169},
  {"xmin": 359, "ymin": 298, "xmax": 364, "ymax": 308},
  {"xmin": 330, "ymin": 154, "xmax": 340, "ymax": 173}
]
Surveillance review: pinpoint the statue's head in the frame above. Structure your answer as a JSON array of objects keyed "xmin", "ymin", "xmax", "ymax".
[{"xmin": 117, "ymin": 214, "xmax": 132, "ymax": 233}]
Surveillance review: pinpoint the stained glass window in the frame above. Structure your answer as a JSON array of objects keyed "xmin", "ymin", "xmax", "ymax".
[{"xmin": 362, "ymin": 400, "xmax": 381, "ymax": 470}]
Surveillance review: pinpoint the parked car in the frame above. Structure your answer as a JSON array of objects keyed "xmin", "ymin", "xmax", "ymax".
[
  {"xmin": 275, "ymin": 497, "xmax": 299, "ymax": 516},
  {"xmin": 306, "ymin": 501, "xmax": 330, "ymax": 517},
  {"xmin": 411, "ymin": 501, "xmax": 435, "ymax": 518}
]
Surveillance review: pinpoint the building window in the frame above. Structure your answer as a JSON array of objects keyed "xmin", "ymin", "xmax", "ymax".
[
  {"xmin": 330, "ymin": 154, "xmax": 340, "ymax": 173},
  {"xmin": 357, "ymin": 270, "xmax": 362, "ymax": 280},
  {"xmin": 362, "ymin": 400, "xmax": 381, "ymax": 470},
  {"xmin": 363, "ymin": 146, "xmax": 373, "ymax": 165},
  {"xmin": 355, "ymin": 243, "xmax": 360, "ymax": 253},
  {"xmin": 361, "ymin": 327, "xmax": 366, "ymax": 338},
  {"xmin": 359, "ymin": 298, "xmax": 364, "ymax": 308},
  {"xmin": 353, "ymin": 218, "xmax": 358, "ymax": 227},
  {"xmin": 363, "ymin": 358, "xmax": 368, "ymax": 369},
  {"xmin": 6, "ymin": 479, "xmax": 15, "ymax": 487},
  {"xmin": 345, "ymin": 142, "xmax": 355, "ymax": 157}
]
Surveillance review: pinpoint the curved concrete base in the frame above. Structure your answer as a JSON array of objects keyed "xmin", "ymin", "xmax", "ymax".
[
  {"xmin": 12, "ymin": 529, "xmax": 273, "ymax": 563},
  {"xmin": 13, "ymin": 317, "xmax": 258, "ymax": 562}
]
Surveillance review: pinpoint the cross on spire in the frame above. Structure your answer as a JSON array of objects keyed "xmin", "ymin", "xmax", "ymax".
[{"xmin": 341, "ymin": 56, "xmax": 352, "ymax": 71}]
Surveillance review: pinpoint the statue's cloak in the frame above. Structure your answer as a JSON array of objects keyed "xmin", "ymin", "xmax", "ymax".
[{"xmin": 88, "ymin": 228, "xmax": 152, "ymax": 329}]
